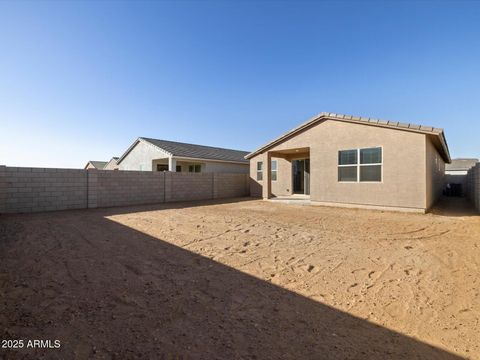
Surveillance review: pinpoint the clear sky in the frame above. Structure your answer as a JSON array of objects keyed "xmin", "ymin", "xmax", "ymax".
[{"xmin": 1, "ymin": 1, "xmax": 479, "ymax": 168}]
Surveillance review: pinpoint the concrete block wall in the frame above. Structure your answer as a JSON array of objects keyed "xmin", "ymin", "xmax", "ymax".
[
  {"xmin": 166, "ymin": 173, "xmax": 214, "ymax": 202},
  {"xmin": 0, "ymin": 166, "xmax": 87, "ymax": 213},
  {"xmin": 213, "ymin": 173, "xmax": 249, "ymax": 199},
  {"xmin": 466, "ymin": 163, "xmax": 480, "ymax": 212},
  {"xmin": 0, "ymin": 166, "xmax": 250, "ymax": 214},
  {"xmin": 90, "ymin": 170, "xmax": 166, "ymax": 208}
]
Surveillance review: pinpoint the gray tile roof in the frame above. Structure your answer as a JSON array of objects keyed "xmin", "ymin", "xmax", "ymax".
[
  {"xmin": 445, "ymin": 158, "xmax": 478, "ymax": 171},
  {"xmin": 140, "ymin": 138, "xmax": 249, "ymax": 163},
  {"xmin": 245, "ymin": 112, "xmax": 451, "ymax": 162},
  {"xmin": 88, "ymin": 161, "xmax": 108, "ymax": 169}
]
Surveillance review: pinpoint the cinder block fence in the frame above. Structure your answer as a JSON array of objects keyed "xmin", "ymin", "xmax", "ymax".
[
  {"xmin": 466, "ymin": 163, "xmax": 480, "ymax": 212},
  {"xmin": 0, "ymin": 166, "xmax": 250, "ymax": 214}
]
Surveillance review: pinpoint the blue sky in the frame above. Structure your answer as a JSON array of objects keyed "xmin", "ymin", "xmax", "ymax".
[{"xmin": 1, "ymin": 1, "xmax": 479, "ymax": 168}]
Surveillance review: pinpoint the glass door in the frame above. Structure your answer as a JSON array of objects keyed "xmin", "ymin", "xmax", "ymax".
[{"xmin": 292, "ymin": 159, "xmax": 310, "ymax": 195}]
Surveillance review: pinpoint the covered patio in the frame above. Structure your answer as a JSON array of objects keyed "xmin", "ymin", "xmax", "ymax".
[
  {"xmin": 152, "ymin": 156, "xmax": 205, "ymax": 173},
  {"xmin": 262, "ymin": 147, "xmax": 310, "ymax": 200}
]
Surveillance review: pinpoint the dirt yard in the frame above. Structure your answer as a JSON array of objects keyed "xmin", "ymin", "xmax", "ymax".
[{"xmin": 1, "ymin": 198, "xmax": 479, "ymax": 359}]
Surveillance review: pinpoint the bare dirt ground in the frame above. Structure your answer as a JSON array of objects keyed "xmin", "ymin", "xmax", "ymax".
[{"xmin": 0, "ymin": 197, "xmax": 479, "ymax": 359}]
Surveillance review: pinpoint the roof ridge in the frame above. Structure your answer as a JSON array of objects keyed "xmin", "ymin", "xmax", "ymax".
[
  {"xmin": 245, "ymin": 111, "xmax": 450, "ymax": 163},
  {"xmin": 140, "ymin": 137, "xmax": 249, "ymax": 153},
  {"xmin": 322, "ymin": 112, "xmax": 444, "ymax": 133}
]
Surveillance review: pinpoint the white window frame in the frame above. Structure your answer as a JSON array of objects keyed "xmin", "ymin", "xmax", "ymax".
[
  {"xmin": 271, "ymin": 160, "xmax": 278, "ymax": 182},
  {"xmin": 256, "ymin": 161, "xmax": 263, "ymax": 181},
  {"xmin": 338, "ymin": 147, "xmax": 383, "ymax": 183}
]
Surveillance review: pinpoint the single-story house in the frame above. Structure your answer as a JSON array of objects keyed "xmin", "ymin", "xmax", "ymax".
[
  {"xmin": 84, "ymin": 160, "xmax": 108, "ymax": 170},
  {"xmin": 245, "ymin": 112, "xmax": 451, "ymax": 213},
  {"xmin": 104, "ymin": 157, "xmax": 119, "ymax": 170},
  {"xmin": 117, "ymin": 137, "xmax": 249, "ymax": 173}
]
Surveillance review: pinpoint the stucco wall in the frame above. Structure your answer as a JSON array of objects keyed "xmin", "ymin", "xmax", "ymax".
[
  {"xmin": 249, "ymin": 119, "xmax": 430, "ymax": 210},
  {"xmin": 249, "ymin": 152, "xmax": 267, "ymax": 198},
  {"xmin": 119, "ymin": 140, "xmax": 170, "ymax": 171},
  {"xmin": 270, "ymin": 155, "xmax": 292, "ymax": 197},
  {"xmin": 118, "ymin": 140, "xmax": 248, "ymax": 173},
  {"xmin": 104, "ymin": 159, "xmax": 119, "ymax": 170},
  {"xmin": 425, "ymin": 136, "xmax": 446, "ymax": 208},
  {"xmin": 0, "ymin": 166, "xmax": 250, "ymax": 214}
]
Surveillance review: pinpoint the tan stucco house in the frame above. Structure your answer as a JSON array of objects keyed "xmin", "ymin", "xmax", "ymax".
[
  {"xmin": 84, "ymin": 160, "xmax": 108, "ymax": 170},
  {"xmin": 117, "ymin": 137, "xmax": 249, "ymax": 173},
  {"xmin": 103, "ymin": 157, "xmax": 119, "ymax": 170},
  {"xmin": 246, "ymin": 112, "xmax": 451, "ymax": 213},
  {"xmin": 85, "ymin": 158, "xmax": 119, "ymax": 170}
]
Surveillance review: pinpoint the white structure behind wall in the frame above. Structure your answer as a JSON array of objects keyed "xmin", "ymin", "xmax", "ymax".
[
  {"xmin": 117, "ymin": 138, "xmax": 249, "ymax": 174},
  {"xmin": 119, "ymin": 140, "xmax": 170, "ymax": 171},
  {"xmin": 168, "ymin": 157, "xmax": 177, "ymax": 172}
]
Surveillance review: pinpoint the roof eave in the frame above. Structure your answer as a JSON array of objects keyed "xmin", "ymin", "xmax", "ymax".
[
  {"xmin": 245, "ymin": 113, "xmax": 325, "ymax": 159},
  {"xmin": 245, "ymin": 113, "xmax": 452, "ymax": 162},
  {"xmin": 116, "ymin": 137, "xmax": 173, "ymax": 165},
  {"xmin": 173, "ymin": 155, "xmax": 248, "ymax": 165}
]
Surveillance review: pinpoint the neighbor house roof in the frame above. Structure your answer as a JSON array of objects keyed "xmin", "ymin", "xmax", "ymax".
[
  {"xmin": 117, "ymin": 138, "xmax": 250, "ymax": 164},
  {"xmin": 245, "ymin": 112, "xmax": 451, "ymax": 162},
  {"xmin": 445, "ymin": 158, "xmax": 478, "ymax": 171},
  {"xmin": 85, "ymin": 161, "xmax": 108, "ymax": 169}
]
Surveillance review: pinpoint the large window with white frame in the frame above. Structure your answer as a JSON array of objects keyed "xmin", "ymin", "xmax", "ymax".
[{"xmin": 338, "ymin": 147, "xmax": 382, "ymax": 182}]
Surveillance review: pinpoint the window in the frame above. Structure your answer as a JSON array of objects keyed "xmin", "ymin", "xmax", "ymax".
[
  {"xmin": 360, "ymin": 148, "xmax": 382, "ymax": 182},
  {"xmin": 256, "ymin": 161, "xmax": 263, "ymax": 181},
  {"xmin": 176, "ymin": 165, "xmax": 182, "ymax": 172},
  {"xmin": 271, "ymin": 160, "xmax": 277, "ymax": 181},
  {"xmin": 157, "ymin": 164, "xmax": 168, "ymax": 172},
  {"xmin": 338, "ymin": 150, "xmax": 358, "ymax": 182},
  {"xmin": 188, "ymin": 164, "xmax": 201, "ymax": 173},
  {"xmin": 338, "ymin": 147, "xmax": 382, "ymax": 182}
]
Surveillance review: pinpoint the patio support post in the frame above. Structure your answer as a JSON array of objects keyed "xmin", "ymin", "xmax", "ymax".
[
  {"xmin": 168, "ymin": 157, "xmax": 177, "ymax": 172},
  {"xmin": 263, "ymin": 152, "xmax": 272, "ymax": 199}
]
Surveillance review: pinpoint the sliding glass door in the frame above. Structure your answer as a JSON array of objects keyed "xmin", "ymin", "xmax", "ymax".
[{"xmin": 292, "ymin": 159, "xmax": 310, "ymax": 195}]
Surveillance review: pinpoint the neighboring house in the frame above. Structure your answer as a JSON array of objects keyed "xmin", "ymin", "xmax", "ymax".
[
  {"xmin": 445, "ymin": 158, "xmax": 478, "ymax": 196},
  {"xmin": 246, "ymin": 112, "xmax": 451, "ymax": 213},
  {"xmin": 117, "ymin": 137, "xmax": 249, "ymax": 173},
  {"xmin": 104, "ymin": 157, "xmax": 119, "ymax": 170},
  {"xmin": 445, "ymin": 158, "xmax": 478, "ymax": 175},
  {"xmin": 84, "ymin": 161, "xmax": 108, "ymax": 170}
]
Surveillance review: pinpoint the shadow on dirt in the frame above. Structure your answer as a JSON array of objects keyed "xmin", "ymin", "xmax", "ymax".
[
  {"xmin": 0, "ymin": 201, "xmax": 465, "ymax": 359},
  {"xmin": 429, "ymin": 196, "xmax": 478, "ymax": 217}
]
